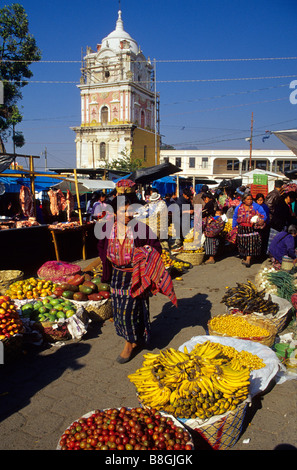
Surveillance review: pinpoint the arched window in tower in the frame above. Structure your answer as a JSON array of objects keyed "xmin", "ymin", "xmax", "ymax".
[
  {"xmin": 101, "ymin": 106, "xmax": 109, "ymax": 125},
  {"xmin": 100, "ymin": 142, "xmax": 106, "ymax": 160},
  {"xmin": 141, "ymin": 110, "xmax": 145, "ymax": 128}
]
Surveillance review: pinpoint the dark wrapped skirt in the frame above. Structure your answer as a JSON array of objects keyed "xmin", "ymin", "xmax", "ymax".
[
  {"xmin": 237, "ymin": 225, "xmax": 261, "ymax": 257},
  {"xmin": 204, "ymin": 236, "xmax": 220, "ymax": 256},
  {"xmin": 110, "ymin": 266, "xmax": 150, "ymax": 344}
]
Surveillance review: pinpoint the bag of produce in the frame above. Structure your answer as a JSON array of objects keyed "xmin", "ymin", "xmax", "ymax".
[{"xmin": 37, "ymin": 261, "xmax": 81, "ymax": 284}]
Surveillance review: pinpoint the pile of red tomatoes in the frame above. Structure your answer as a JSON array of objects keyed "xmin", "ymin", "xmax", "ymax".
[{"xmin": 58, "ymin": 407, "xmax": 193, "ymax": 450}]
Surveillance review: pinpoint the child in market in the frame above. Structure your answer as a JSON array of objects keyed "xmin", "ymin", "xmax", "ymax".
[{"xmin": 203, "ymin": 207, "xmax": 225, "ymax": 264}]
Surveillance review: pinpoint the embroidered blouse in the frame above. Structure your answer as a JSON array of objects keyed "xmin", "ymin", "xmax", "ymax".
[{"xmin": 107, "ymin": 222, "xmax": 134, "ymax": 266}]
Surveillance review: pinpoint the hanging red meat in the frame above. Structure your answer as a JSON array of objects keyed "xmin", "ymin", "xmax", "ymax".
[
  {"xmin": 48, "ymin": 189, "xmax": 59, "ymax": 216},
  {"xmin": 56, "ymin": 189, "xmax": 67, "ymax": 213},
  {"xmin": 19, "ymin": 185, "xmax": 34, "ymax": 217}
]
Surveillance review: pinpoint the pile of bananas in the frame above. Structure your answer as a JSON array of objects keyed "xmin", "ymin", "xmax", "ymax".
[
  {"xmin": 209, "ymin": 315, "xmax": 271, "ymax": 339},
  {"xmin": 221, "ymin": 281, "xmax": 279, "ymax": 315},
  {"xmin": 128, "ymin": 340, "xmax": 265, "ymax": 421},
  {"xmin": 161, "ymin": 250, "xmax": 191, "ymax": 271}
]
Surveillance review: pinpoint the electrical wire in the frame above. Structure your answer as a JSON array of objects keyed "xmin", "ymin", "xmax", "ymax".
[
  {"xmin": 2, "ymin": 56, "xmax": 297, "ymax": 64},
  {"xmin": 3, "ymin": 74, "xmax": 297, "ymax": 85}
]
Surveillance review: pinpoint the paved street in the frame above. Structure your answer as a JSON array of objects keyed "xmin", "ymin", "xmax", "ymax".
[{"xmin": 0, "ymin": 253, "xmax": 296, "ymax": 451}]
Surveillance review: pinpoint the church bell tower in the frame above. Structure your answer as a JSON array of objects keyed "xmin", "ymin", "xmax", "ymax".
[{"xmin": 73, "ymin": 9, "xmax": 160, "ymax": 169}]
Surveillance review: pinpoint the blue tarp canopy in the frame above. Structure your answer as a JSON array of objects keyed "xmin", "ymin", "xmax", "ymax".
[
  {"xmin": 0, "ymin": 169, "xmax": 64, "ymax": 193},
  {"xmin": 152, "ymin": 176, "xmax": 176, "ymax": 195}
]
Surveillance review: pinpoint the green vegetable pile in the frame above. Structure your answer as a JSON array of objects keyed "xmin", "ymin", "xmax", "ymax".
[{"xmin": 265, "ymin": 271, "xmax": 296, "ymax": 303}]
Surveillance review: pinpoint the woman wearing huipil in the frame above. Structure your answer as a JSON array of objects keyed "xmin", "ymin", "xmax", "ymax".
[{"xmin": 97, "ymin": 180, "xmax": 177, "ymax": 363}]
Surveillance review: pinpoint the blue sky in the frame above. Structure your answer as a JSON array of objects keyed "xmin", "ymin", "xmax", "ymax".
[{"xmin": 2, "ymin": 0, "xmax": 297, "ymax": 170}]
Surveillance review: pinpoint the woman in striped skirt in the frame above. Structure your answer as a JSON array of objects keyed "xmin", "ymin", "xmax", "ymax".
[
  {"xmin": 97, "ymin": 191, "xmax": 163, "ymax": 363},
  {"xmin": 203, "ymin": 208, "xmax": 225, "ymax": 264},
  {"xmin": 232, "ymin": 193, "xmax": 267, "ymax": 267}
]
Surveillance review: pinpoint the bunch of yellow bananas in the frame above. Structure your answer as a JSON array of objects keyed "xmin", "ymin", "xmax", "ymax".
[{"xmin": 128, "ymin": 341, "xmax": 265, "ymax": 421}]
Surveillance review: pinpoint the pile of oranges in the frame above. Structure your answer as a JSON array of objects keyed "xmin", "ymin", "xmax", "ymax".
[
  {"xmin": 0, "ymin": 295, "xmax": 23, "ymax": 341},
  {"xmin": 6, "ymin": 278, "xmax": 57, "ymax": 300}
]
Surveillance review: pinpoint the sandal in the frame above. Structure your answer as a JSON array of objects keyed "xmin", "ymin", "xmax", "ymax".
[{"xmin": 242, "ymin": 261, "xmax": 251, "ymax": 268}]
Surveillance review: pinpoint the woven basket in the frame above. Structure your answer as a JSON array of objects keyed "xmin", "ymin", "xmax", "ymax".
[
  {"xmin": 228, "ymin": 307, "xmax": 292, "ymax": 335},
  {"xmin": 268, "ymin": 310, "xmax": 293, "ymax": 333},
  {"xmin": 34, "ymin": 321, "xmax": 71, "ymax": 343},
  {"xmin": 176, "ymin": 251, "xmax": 205, "ymax": 266},
  {"xmin": 0, "ymin": 270, "xmax": 24, "ymax": 295},
  {"xmin": 208, "ymin": 313, "xmax": 277, "ymax": 347},
  {"xmin": 194, "ymin": 400, "xmax": 248, "ymax": 450},
  {"xmin": 85, "ymin": 299, "xmax": 113, "ymax": 322}
]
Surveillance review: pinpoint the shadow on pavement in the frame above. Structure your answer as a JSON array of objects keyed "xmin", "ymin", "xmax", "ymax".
[
  {"xmin": 149, "ymin": 293, "xmax": 212, "ymax": 350},
  {"xmin": 0, "ymin": 341, "xmax": 91, "ymax": 423}
]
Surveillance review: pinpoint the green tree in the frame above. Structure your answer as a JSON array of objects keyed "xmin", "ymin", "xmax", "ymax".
[
  {"xmin": 108, "ymin": 150, "xmax": 143, "ymax": 172},
  {"xmin": 0, "ymin": 3, "xmax": 41, "ymax": 149}
]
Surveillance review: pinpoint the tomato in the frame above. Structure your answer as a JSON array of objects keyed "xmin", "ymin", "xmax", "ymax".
[{"xmin": 99, "ymin": 291, "xmax": 110, "ymax": 299}]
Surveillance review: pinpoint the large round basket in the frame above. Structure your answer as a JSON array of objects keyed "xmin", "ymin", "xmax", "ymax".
[
  {"xmin": 0, "ymin": 270, "xmax": 24, "ymax": 295},
  {"xmin": 176, "ymin": 251, "xmax": 205, "ymax": 266},
  {"xmin": 85, "ymin": 299, "xmax": 112, "ymax": 322},
  {"xmin": 208, "ymin": 313, "xmax": 277, "ymax": 347},
  {"xmin": 260, "ymin": 312, "xmax": 292, "ymax": 334},
  {"xmin": 228, "ymin": 307, "xmax": 293, "ymax": 335},
  {"xmin": 193, "ymin": 399, "xmax": 248, "ymax": 450}
]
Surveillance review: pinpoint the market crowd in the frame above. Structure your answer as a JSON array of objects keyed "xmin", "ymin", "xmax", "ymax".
[{"xmin": 87, "ymin": 178, "xmax": 297, "ymax": 271}]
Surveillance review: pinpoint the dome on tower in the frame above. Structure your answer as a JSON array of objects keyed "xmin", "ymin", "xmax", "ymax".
[{"xmin": 100, "ymin": 10, "xmax": 139, "ymax": 55}]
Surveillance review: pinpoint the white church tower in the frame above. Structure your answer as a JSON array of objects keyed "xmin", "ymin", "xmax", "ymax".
[{"xmin": 73, "ymin": 9, "xmax": 160, "ymax": 169}]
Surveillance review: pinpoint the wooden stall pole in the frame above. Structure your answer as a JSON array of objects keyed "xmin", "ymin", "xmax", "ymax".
[
  {"xmin": 73, "ymin": 169, "xmax": 86, "ymax": 260},
  {"xmin": 73, "ymin": 169, "xmax": 83, "ymax": 225},
  {"xmin": 29, "ymin": 155, "xmax": 36, "ymax": 217},
  {"xmin": 50, "ymin": 230, "xmax": 60, "ymax": 261}
]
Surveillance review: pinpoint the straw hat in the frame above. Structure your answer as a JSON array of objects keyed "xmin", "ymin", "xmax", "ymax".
[{"xmin": 149, "ymin": 192, "xmax": 161, "ymax": 202}]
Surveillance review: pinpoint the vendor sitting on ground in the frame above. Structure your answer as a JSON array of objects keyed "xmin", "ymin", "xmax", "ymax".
[{"xmin": 268, "ymin": 224, "xmax": 297, "ymax": 269}]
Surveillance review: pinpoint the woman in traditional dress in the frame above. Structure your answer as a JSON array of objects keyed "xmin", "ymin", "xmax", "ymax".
[
  {"xmin": 97, "ymin": 180, "xmax": 176, "ymax": 363},
  {"xmin": 232, "ymin": 193, "xmax": 267, "ymax": 267},
  {"xmin": 203, "ymin": 207, "xmax": 225, "ymax": 264}
]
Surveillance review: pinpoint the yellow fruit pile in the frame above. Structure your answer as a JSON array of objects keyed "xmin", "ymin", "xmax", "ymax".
[
  {"xmin": 222, "ymin": 221, "xmax": 233, "ymax": 234},
  {"xmin": 161, "ymin": 250, "xmax": 190, "ymax": 271},
  {"xmin": 182, "ymin": 247, "xmax": 204, "ymax": 253},
  {"xmin": 209, "ymin": 315, "xmax": 270, "ymax": 338},
  {"xmin": 184, "ymin": 228, "xmax": 201, "ymax": 243},
  {"xmin": 128, "ymin": 340, "xmax": 265, "ymax": 421},
  {"xmin": 0, "ymin": 295, "xmax": 24, "ymax": 341},
  {"xmin": 6, "ymin": 278, "xmax": 57, "ymax": 300}
]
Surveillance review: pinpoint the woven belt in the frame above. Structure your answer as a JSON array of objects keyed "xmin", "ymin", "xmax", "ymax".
[{"xmin": 112, "ymin": 264, "xmax": 133, "ymax": 272}]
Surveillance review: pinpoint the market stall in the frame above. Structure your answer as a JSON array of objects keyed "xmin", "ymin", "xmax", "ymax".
[{"xmin": 1, "ymin": 179, "xmax": 297, "ymax": 450}]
